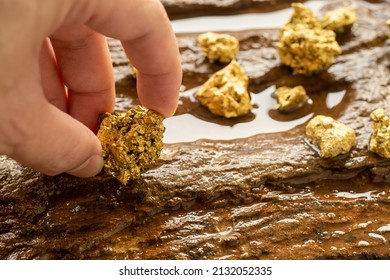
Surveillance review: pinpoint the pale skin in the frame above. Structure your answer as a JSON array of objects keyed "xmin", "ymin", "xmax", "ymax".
[{"xmin": 0, "ymin": 0, "xmax": 182, "ymax": 177}]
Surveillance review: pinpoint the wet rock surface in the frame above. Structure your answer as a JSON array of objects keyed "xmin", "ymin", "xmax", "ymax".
[
  {"xmin": 1, "ymin": 0, "xmax": 390, "ymax": 259},
  {"xmin": 162, "ymin": 0, "xmax": 309, "ymax": 19}
]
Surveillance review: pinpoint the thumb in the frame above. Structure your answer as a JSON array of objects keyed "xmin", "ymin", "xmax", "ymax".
[{"xmin": 1, "ymin": 88, "xmax": 103, "ymax": 177}]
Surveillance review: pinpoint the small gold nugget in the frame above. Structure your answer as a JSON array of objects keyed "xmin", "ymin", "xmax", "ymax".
[
  {"xmin": 278, "ymin": 3, "xmax": 341, "ymax": 74},
  {"xmin": 129, "ymin": 65, "xmax": 137, "ymax": 79},
  {"xmin": 369, "ymin": 108, "xmax": 390, "ymax": 158},
  {"xmin": 195, "ymin": 60, "xmax": 252, "ymax": 118},
  {"xmin": 275, "ymin": 85, "xmax": 308, "ymax": 112},
  {"xmin": 306, "ymin": 115, "xmax": 357, "ymax": 158},
  {"xmin": 321, "ymin": 7, "xmax": 357, "ymax": 33},
  {"xmin": 197, "ymin": 32, "xmax": 239, "ymax": 63},
  {"xmin": 97, "ymin": 105, "xmax": 165, "ymax": 185}
]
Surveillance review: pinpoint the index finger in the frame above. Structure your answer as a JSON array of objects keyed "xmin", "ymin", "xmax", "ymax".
[{"xmin": 84, "ymin": 0, "xmax": 182, "ymax": 117}]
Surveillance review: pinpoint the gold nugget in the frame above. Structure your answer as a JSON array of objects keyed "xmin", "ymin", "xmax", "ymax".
[
  {"xmin": 197, "ymin": 32, "xmax": 239, "ymax": 63},
  {"xmin": 369, "ymin": 108, "xmax": 390, "ymax": 158},
  {"xmin": 275, "ymin": 85, "xmax": 308, "ymax": 112},
  {"xmin": 97, "ymin": 106, "xmax": 165, "ymax": 185},
  {"xmin": 195, "ymin": 60, "xmax": 252, "ymax": 118},
  {"xmin": 306, "ymin": 115, "xmax": 356, "ymax": 158},
  {"xmin": 129, "ymin": 65, "xmax": 137, "ymax": 79},
  {"xmin": 321, "ymin": 7, "xmax": 356, "ymax": 33},
  {"xmin": 278, "ymin": 3, "xmax": 341, "ymax": 74}
]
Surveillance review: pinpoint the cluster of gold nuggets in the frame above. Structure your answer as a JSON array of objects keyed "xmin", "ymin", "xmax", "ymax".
[
  {"xmin": 194, "ymin": 3, "xmax": 390, "ymax": 160},
  {"xmin": 98, "ymin": 3, "xmax": 390, "ymax": 184},
  {"xmin": 278, "ymin": 3, "xmax": 344, "ymax": 74},
  {"xmin": 196, "ymin": 32, "xmax": 251, "ymax": 118},
  {"xmin": 195, "ymin": 4, "xmax": 357, "ymax": 118}
]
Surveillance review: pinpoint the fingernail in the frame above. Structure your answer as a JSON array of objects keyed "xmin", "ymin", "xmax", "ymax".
[{"xmin": 67, "ymin": 155, "xmax": 104, "ymax": 178}]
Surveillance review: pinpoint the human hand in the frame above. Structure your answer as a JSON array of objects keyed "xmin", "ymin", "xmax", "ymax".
[{"xmin": 0, "ymin": 0, "xmax": 182, "ymax": 178}]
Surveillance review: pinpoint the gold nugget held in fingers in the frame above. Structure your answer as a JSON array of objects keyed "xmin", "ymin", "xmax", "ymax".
[
  {"xmin": 369, "ymin": 108, "xmax": 390, "ymax": 158},
  {"xmin": 197, "ymin": 32, "xmax": 239, "ymax": 63},
  {"xmin": 97, "ymin": 105, "xmax": 165, "ymax": 185},
  {"xmin": 306, "ymin": 115, "xmax": 357, "ymax": 158},
  {"xmin": 275, "ymin": 85, "xmax": 308, "ymax": 112},
  {"xmin": 195, "ymin": 60, "xmax": 252, "ymax": 118},
  {"xmin": 277, "ymin": 3, "xmax": 341, "ymax": 74}
]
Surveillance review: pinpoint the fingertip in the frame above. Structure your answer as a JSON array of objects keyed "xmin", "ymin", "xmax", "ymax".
[
  {"xmin": 139, "ymin": 92, "xmax": 179, "ymax": 117},
  {"xmin": 8, "ymin": 97, "xmax": 105, "ymax": 178},
  {"xmin": 66, "ymin": 154, "xmax": 104, "ymax": 178},
  {"xmin": 136, "ymin": 71, "xmax": 181, "ymax": 118},
  {"xmin": 161, "ymin": 105, "xmax": 178, "ymax": 118}
]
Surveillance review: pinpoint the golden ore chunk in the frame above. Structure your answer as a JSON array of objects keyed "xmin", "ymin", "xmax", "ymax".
[
  {"xmin": 277, "ymin": 3, "xmax": 341, "ymax": 74},
  {"xmin": 195, "ymin": 60, "xmax": 252, "ymax": 118},
  {"xmin": 129, "ymin": 65, "xmax": 137, "ymax": 79},
  {"xmin": 306, "ymin": 115, "xmax": 357, "ymax": 158},
  {"xmin": 321, "ymin": 7, "xmax": 356, "ymax": 33},
  {"xmin": 369, "ymin": 108, "xmax": 390, "ymax": 158},
  {"xmin": 197, "ymin": 32, "xmax": 239, "ymax": 63},
  {"xmin": 275, "ymin": 85, "xmax": 308, "ymax": 112},
  {"xmin": 97, "ymin": 105, "xmax": 165, "ymax": 185}
]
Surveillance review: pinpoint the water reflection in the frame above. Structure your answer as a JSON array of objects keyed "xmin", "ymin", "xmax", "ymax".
[
  {"xmin": 172, "ymin": 1, "xmax": 327, "ymax": 33},
  {"xmin": 163, "ymin": 84, "xmax": 348, "ymax": 143},
  {"xmin": 334, "ymin": 191, "xmax": 378, "ymax": 200},
  {"xmin": 164, "ymin": 85, "xmax": 313, "ymax": 143},
  {"xmin": 326, "ymin": 90, "xmax": 346, "ymax": 109}
]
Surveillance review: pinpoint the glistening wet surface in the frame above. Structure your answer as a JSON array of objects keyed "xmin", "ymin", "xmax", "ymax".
[
  {"xmin": 101, "ymin": 0, "xmax": 390, "ymax": 260},
  {"xmin": 171, "ymin": 1, "xmax": 327, "ymax": 33},
  {"xmin": 163, "ymin": 86, "xmax": 348, "ymax": 143},
  {"xmin": 115, "ymin": 80, "xmax": 350, "ymax": 144}
]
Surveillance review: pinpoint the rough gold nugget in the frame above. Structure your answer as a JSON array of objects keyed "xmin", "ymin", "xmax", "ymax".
[
  {"xmin": 197, "ymin": 32, "xmax": 239, "ymax": 63},
  {"xmin": 321, "ymin": 7, "xmax": 356, "ymax": 33},
  {"xmin": 306, "ymin": 115, "xmax": 356, "ymax": 158},
  {"xmin": 195, "ymin": 60, "xmax": 252, "ymax": 118},
  {"xmin": 275, "ymin": 85, "xmax": 308, "ymax": 112},
  {"xmin": 369, "ymin": 108, "xmax": 390, "ymax": 158},
  {"xmin": 129, "ymin": 65, "xmax": 137, "ymax": 79},
  {"xmin": 97, "ymin": 106, "xmax": 165, "ymax": 185},
  {"xmin": 278, "ymin": 3, "xmax": 341, "ymax": 74}
]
